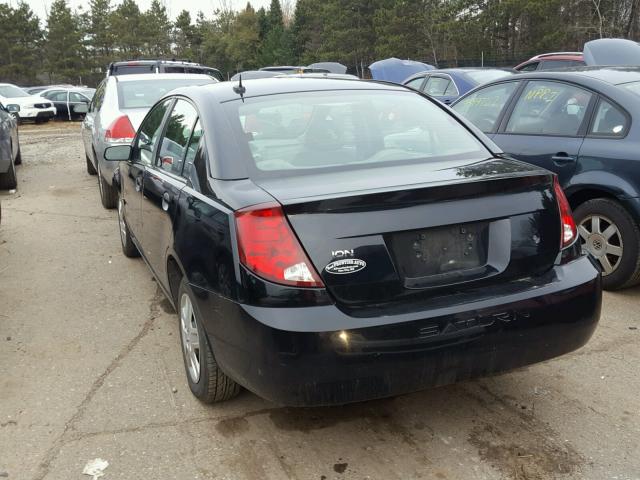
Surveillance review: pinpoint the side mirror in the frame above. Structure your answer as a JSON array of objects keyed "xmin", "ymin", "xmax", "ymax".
[
  {"xmin": 104, "ymin": 145, "xmax": 132, "ymax": 161},
  {"xmin": 6, "ymin": 104, "xmax": 20, "ymax": 113},
  {"xmin": 73, "ymin": 103, "xmax": 89, "ymax": 114}
]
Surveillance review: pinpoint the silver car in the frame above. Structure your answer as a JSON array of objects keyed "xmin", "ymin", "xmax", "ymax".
[
  {"xmin": 0, "ymin": 103, "xmax": 21, "ymax": 190},
  {"xmin": 81, "ymin": 74, "xmax": 216, "ymax": 208}
]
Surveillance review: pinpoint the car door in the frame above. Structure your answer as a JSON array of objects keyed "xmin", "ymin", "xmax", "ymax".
[
  {"xmin": 140, "ymin": 98, "xmax": 199, "ymax": 281},
  {"xmin": 69, "ymin": 91, "xmax": 89, "ymax": 117},
  {"xmin": 121, "ymin": 98, "xmax": 173, "ymax": 243},
  {"xmin": 492, "ymin": 80, "xmax": 594, "ymax": 185}
]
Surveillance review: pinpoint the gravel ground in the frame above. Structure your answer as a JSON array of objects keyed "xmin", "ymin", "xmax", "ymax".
[{"xmin": 0, "ymin": 123, "xmax": 639, "ymax": 480}]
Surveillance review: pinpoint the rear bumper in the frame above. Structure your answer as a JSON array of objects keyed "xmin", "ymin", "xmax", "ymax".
[{"xmin": 197, "ymin": 255, "xmax": 601, "ymax": 406}]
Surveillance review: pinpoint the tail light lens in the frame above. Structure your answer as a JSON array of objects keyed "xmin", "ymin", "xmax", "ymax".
[
  {"xmin": 235, "ymin": 203, "xmax": 324, "ymax": 288},
  {"xmin": 554, "ymin": 176, "xmax": 577, "ymax": 249},
  {"xmin": 105, "ymin": 115, "xmax": 135, "ymax": 143}
]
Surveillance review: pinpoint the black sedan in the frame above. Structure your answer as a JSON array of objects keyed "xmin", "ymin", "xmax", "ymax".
[
  {"xmin": 39, "ymin": 88, "xmax": 92, "ymax": 120},
  {"xmin": 104, "ymin": 78, "xmax": 601, "ymax": 406},
  {"xmin": 452, "ymin": 67, "xmax": 640, "ymax": 290}
]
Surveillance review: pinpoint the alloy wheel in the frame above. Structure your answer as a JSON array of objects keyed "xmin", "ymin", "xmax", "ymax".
[
  {"xmin": 578, "ymin": 214, "xmax": 623, "ymax": 275},
  {"xmin": 180, "ymin": 293, "xmax": 201, "ymax": 383}
]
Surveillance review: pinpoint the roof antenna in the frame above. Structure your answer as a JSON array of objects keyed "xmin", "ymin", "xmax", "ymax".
[{"xmin": 233, "ymin": 74, "xmax": 246, "ymax": 102}]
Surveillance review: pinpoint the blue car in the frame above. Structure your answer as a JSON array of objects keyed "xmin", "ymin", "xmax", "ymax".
[
  {"xmin": 403, "ymin": 68, "xmax": 515, "ymax": 105},
  {"xmin": 451, "ymin": 67, "xmax": 640, "ymax": 290}
]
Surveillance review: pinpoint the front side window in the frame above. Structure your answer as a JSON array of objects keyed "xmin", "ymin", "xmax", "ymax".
[
  {"xmin": 226, "ymin": 90, "xmax": 489, "ymax": 176},
  {"xmin": 590, "ymin": 99, "xmax": 628, "ymax": 137},
  {"xmin": 91, "ymin": 81, "xmax": 107, "ymax": 112},
  {"xmin": 70, "ymin": 92, "xmax": 88, "ymax": 103},
  {"xmin": 45, "ymin": 91, "xmax": 67, "ymax": 101},
  {"xmin": 157, "ymin": 99, "xmax": 198, "ymax": 175},
  {"xmin": 132, "ymin": 99, "xmax": 172, "ymax": 166},
  {"xmin": 506, "ymin": 81, "xmax": 592, "ymax": 136},
  {"xmin": 452, "ymin": 81, "xmax": 519, "ymax": 132},
  {"xmin": 117, "ymin": 78, "xmax": 214, "ymax": 109},
  {"xmin": 518, "ymin": 62, "xmax": 539, "ymax": 72},
  {"xmin": 425, "ymin": 77, "xmax": 452, "ymax": 96}
]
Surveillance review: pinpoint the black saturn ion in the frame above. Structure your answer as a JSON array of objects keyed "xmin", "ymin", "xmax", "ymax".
[{"xmin": 104, "ymin": 77, "xmax": 601, "ymax": 406}]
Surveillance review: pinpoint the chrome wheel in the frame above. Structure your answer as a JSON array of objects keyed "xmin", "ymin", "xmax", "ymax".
[
  {"xmin": 180, "ymin": 293, "xmax": 201, "ymax": 383},
  {"xmin": 118, "ymin": 198, "xmax": 127, "ymax": 246},
  {"xmin": 578, "ymin": 214, "xmax": 623, "ymax": 275}
]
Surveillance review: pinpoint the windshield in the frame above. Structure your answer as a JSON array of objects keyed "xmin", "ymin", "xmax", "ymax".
[
  {"xmin": 0, "ymin": 85, "xmax": 30, "ymax": 98},
  {"xmin": 117, "ymin": 78, "xmax": 214, "ymax": 109},
  {"xmin": 620, "ymin": 81, "xmax": 640, "ymax": 96},
  {"xmin": 465, "ymin": 70, "xmax": 513, "ymax": 85},
  {"xmin": 225, "ymin": 90, "xmax": 489, "ymax": 176}
]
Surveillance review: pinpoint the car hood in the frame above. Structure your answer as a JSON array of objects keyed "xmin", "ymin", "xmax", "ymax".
[{"xmin": 584, "ymin": 38, "xmax": 640, "ymax": 66}]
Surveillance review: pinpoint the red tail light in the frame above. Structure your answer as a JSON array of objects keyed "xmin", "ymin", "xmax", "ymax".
[
  {"xmin": 554, "ymin": 176, "xmax": 577, "ymax": 249},
  {"xmin": 235, "ymin": 203, "xmax": 324, "ymax": 288},
  {"xmin": 105, "ymin": 115, "xmax": 135, "ymax": 143}
]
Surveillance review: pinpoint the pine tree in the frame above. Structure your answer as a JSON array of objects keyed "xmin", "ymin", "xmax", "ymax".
[
  {"xmin": 45, "ymin": 0, "xmax": 87, "ymax": 83},
  {"xmin": 110, "ymin": 0, "xmax": 143, "ymax": 59},
  {"xmin": 143, "ymin": 0, "xmax": 172, "ymax": 57},
  {"xmin": 0, "ymin": 2, "xmax": 43, "ymax": 84}
]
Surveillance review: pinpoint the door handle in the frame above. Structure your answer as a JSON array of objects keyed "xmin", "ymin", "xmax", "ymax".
[
  {"xmin": 162, "ymin": 192, "xmax": 172, "ymax": 212},
  {"xmin": 551, "ymin": 153, "xmax": 576, "ymax": 164}
]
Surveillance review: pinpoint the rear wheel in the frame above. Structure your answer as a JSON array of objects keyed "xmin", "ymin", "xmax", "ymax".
[
  {"xmin": 97, "ymin": 161, "xmax": 117, "ymax": 209},
  {"xmin": 574, "ymin": 198, "xmax": 640, "ymax": 290},
  {"xmin": 0, "ymin": 156, "xmax": 17, "ymax": 190},
  {"xmin": 118, "ymin": 197, "xmax": 139, "ymax": 258},
  {"xmin": 178, "ymin": 278, "xmax": 241, "ymax": 403},
  {"xmin": 86, "ymin": 154, "xmax": 97, "ymax": 175}
]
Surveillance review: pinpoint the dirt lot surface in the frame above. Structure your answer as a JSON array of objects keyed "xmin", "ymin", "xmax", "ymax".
[{"xmin": 0, "ymin": 123, "xmax": 639, "ymax": 480}]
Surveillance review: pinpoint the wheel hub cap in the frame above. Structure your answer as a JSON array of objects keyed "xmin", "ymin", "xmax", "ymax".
[
  {"xmin": 578, "ymin": 214, "xmax": 623, "ymax": 275},
  {"xmin": 180, "ymin": 294, "xmax": 201, "ymax": 383}
]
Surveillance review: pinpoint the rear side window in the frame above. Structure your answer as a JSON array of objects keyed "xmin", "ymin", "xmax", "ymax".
[
  {"xmin": 425, "ymin": 77, "xmax": 451, "ymax": 96},
  {"xmin": 157, "ymin": 99, "xmax": 199, "ymax": 176},
  {"xmin": 117, "ymin": 78, "xmax": 214, "ymax": 109},
  {"xmin": 91, "ymin": 81, "xmax": 106, "ymax": 112},
  {"xmin": 539, "ymin": 60, "xmax": 584, "ymax": 70},
  {"xmin": 452, "ymin": 81, "xmax": 519, "ymax": 132},
  {"xmin": 226, "ymin": 90, "xmax": 488, "ymax": 176},
  {"xmin": 405, "ymin": 77, "xmax": 425, "ymax": 90},
  {"xmin": 590, "ymin": 99, "xmax": 628, "ymax": 137},
  {"xmin": 505, "ymin": 81, "xmax": 592, "ymax": 136}
]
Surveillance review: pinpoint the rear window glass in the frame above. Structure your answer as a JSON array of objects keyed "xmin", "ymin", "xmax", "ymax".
[
  {"xmin": 225, "ymin": 90, "xmax": 488, "ymax": 176},
  {"xmin": 621, "ymin": 81, "xmax": 640, "ymax": 96},
  {"xmin": 117, "ymin": 78, "xmax": 214, "ymax": 109},
  {"xmin": 113, "ymin": 64, "xmax": 156, "ymax": 75}
]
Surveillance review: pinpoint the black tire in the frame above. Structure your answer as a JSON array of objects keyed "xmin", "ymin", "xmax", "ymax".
[
  {"xmin": 14, "ymin": 146, "xmax": 21, "ymax": 165},
  {"xmin": 97, "ymin": 161, "xmax": 117, "ymax": 209},
  {"xmin": 177, "ymin": 277, "xmax": 241, "ymax": 403},
  {"xmin": 86, "ymin": 154, "xmax": 97, "ymax": 175},
  {"xmin": 35, "ymin": 118, "xmax": 49, "ymax": 124},
  {"xmin": 0, "ymin": 156, "xmax": 17, "ymax": 190},
  {"xmin": 574, "ymin": 198, "xmax": 640, "ymax": 290},
  {"xmin": 117, "ymin": 196, "xmax": 140, "ymax": 258}
]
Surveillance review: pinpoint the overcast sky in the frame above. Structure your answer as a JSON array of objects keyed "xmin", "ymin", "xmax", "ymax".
[{"xmin": 12, "ymin": 0, "xmax": 285, "ymax": 21}]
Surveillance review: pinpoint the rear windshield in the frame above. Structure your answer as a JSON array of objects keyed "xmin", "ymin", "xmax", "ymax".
[
  {"xmin": 117, "ymin": 78, "xmax": 214, "ymax": 109},
  {"xmin": 465, "ymin": 70, "xmax": 513, "ymax": 85},
  {"xmin": 225, "ymin": 90, "xmax": 489, "ymax": 176},
  {"xmin": 620, "ymin": 81, "xmax": 640, "ymax": 96},
  {"xmin": 112, "ymin": 64, "xmax": 156, "ymax": 75},
  {"xmin": 0, "ymin": 85, "xmax": 30, "ymax": 98}
]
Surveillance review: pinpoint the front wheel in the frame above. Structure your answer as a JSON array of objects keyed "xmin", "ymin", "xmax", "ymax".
[
  {"xmin": 178, "ymin": 278, "xmax": 241, "ymax": 403},
  {"xmin": 14, "ymin": 146, "xmax": 21, "ymax": 165},
  {"xmin": 574, "ymin": 198, "xmax": 640, "ymax": 290},
  {"xmin": 0, "ymin": 157, "xmax": 17, "ymax": 190}
]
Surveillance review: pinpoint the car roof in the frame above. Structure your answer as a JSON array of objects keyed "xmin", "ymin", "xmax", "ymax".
[
  {"xmin": 174, "ymin": 77, "xmax": 403, "ymax": 103},
  {"xmin": 112, "ymin": 73, "xmax": 215, "ymax": 83},
  {"xmin": 530, "ymin": 52, "xmax": 583, "ymax": 60},
  {"xmin": 513, "ymin": 66, "xmax": 640, "ymax": 85}
]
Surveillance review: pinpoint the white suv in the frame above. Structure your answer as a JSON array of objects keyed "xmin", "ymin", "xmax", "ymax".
[{"xmin": 0, "ymin": 83, "xmax": 56, "ymax": 123}]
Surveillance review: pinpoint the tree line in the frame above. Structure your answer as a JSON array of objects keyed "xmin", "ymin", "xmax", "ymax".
[{"xmin": 1, "ymin": 0, "xmax": 639, "ymax": 87}]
